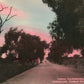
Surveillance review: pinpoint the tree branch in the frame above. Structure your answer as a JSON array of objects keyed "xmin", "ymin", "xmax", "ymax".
[
  {"xmin": 2, "ymin": 7, "xmax": 16, "ymax": 25},
  {"xmin": 0, "ymin": 6, "xmax": 16, "ymax": 33},
  {"xmin": 0, "ymin": 4, "xmax": 8, "ymax": 12}
]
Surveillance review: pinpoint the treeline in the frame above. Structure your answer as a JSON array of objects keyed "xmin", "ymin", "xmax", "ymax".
[
  {"xmin": 42, "ymin": 0, "xmax": 84, "ymax": 65},
  {"xmin": 0, "ymin": 28, "xmax": 48, "ymax": 65}
]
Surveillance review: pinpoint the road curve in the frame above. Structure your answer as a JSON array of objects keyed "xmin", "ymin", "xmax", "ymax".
[{"xmin": 2, "ymin": 60, "xmax": 84, "ymax": 84}]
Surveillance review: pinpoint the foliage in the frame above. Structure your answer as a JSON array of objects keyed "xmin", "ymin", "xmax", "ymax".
[
  {"xmin": 0, "ymin": 62, "xmax": 35, "ymax": 83},
  {"xmin": 81, "ymin": 49, "xmax": 84, "ymax": 57},
  {"xmin": 42, "ymin": 0, "xmax": 84, "ymax": 63},
  {"xmin": 47, "ymin": 40, "xmax": 67, "ymax": 64},
  {"xmin": 73, "ymin": 54, "xmax": 80, "ymax": 59},
  {"xmin": 0, "ymin": 28, "xmax": 48, "ymax": 64},
  {"xmin": 42, "ymin": 0, "xmax": 83, "ymax": 48}
]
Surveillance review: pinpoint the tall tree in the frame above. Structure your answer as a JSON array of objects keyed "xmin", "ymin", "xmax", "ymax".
[
  {"xmin": 0, "ymin": 28, "xmax": 48, "ymax": 64},
  {"xmin": 42, "ymin": 0, "xmax": 83, "ymax": 48},
  {"xmin": 42, "ymin": 0, "xmax": 84, "ymax": 63}
]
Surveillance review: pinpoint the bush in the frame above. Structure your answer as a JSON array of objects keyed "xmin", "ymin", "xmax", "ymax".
[{"xmin": 0, "ymin": 62, "xmax": 35, "ymax": 83}]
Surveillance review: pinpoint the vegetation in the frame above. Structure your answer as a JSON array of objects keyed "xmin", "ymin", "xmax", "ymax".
[
  {"xmin": 0, "ymin": 28, "xmax": 48, "ymax": 64},
  {"xmin": 47, "ymin": 40, "xmax": 68, "ymax": 64},
  {"xmin": 42, "ymin": 0, "xmax": 84, "ymax": 64},
  {"xmin": 0, "ymin": 28, "xmax": 48, "ymax": 83},
  {"xmin": 0, "ymin": 62, "xmax": 35, "ymax": 83}
]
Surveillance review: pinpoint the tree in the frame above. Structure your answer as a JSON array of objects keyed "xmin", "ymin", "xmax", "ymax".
[
  {"xmin": 73, "ymin": 54, "xmax": 80, "ymax": 59},
  {"xmin": 81, "ymin": 49, "xmax": 84, "ymax": 57},
  {"xmin": 47, "ymin": 40, "xmax": 68, "ymax": 64},
  {"xmin": 0, "ymin": 28, "xmax": 21, "ymax": 62},
  {"xmin": 42, "ymin": 0, "xmax": 83, "ymax": 48},
  {"xmin": 0, "ymin": 4, "xmax": 16, "ymax": 33},
  {"xmin": 17, "ymin": 31, "xmax": 48, "ymax": 63},
  {"xmin": 42, "ymin": 0, "xmax": 84, "ymax": 63},
  {"xmin": 0, "ymin": 28, "xmax": 48, "ymax": 64}
]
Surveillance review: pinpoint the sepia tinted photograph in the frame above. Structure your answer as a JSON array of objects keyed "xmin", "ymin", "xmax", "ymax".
[{"xmin": 0, "ymin": 0, "xmax": 84, "ymax": 84}]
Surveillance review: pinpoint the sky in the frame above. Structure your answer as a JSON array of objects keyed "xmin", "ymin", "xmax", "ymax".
[
  {"xmin": 0, "ymin": 0, "xmax": 55, "ymax": 46},
  {"xmin": 67, "ymin": 49, "xmax": 82, "ymax": 57},
  {"xmin": 0, "ymin": 0, "xmax": 81, "ymax": 57}
]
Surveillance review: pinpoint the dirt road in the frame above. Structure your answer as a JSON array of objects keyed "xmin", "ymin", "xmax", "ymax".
[{"xmin": 2, "ymin": 60, "xmax": 84, "ymax": 84}]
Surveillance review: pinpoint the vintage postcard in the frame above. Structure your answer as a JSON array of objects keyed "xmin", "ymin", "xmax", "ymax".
[{"xmin": 0, "ymin": 0, "xmax": 84, "ymax": 84}]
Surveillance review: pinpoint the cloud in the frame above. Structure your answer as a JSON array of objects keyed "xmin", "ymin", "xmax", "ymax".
[{"xmin": 0, "ymin": 2, "xmax": 27, "ymax": 18}]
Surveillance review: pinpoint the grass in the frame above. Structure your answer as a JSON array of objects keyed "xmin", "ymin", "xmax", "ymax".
[
  {"xmin": 62, "ymin": 57, "xmax": 84, "ymax": 75},
  {"xmin": 0, "ymin": 61, "xmax": 36, "ymax": 83}
]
